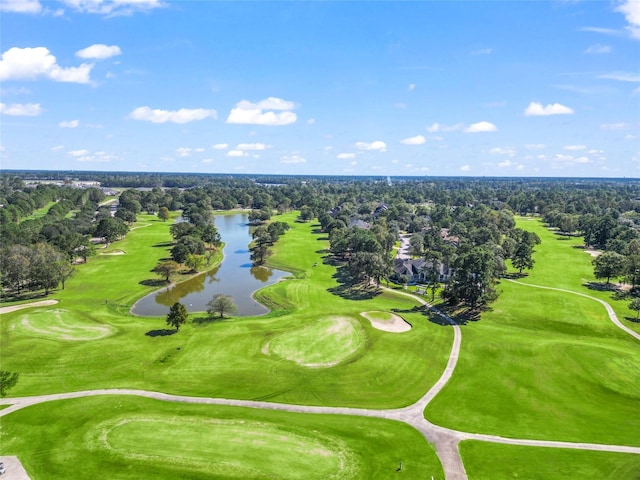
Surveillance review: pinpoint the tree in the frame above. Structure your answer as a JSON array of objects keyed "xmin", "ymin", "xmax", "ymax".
[
  {"xmin": 198, "ymin": 224, "xmax": 221, "ymax": 249},
  {"xmin": 207, "ymin": 294, "xmax": 237, "ymax": 318},
  {"xmin": 95, "ymin": 217, "xmax": 128, "ymax": 246},
  {"xmin": 0, "ymin": 371, "xmax": 19, "ymax": 397},
  {"xmin": 153, "ymin": 260, "xmax": 180, "ymax": 282},
  {"xmin": 629, "ymin": 298, "xmax": 640, "ymax": 320},
  {"xmin": 593, "ymin": 251, "xmax": 626, "ymax": 284},
  {"xmin": 158, "ymin": 206, "xmax": 170, "ymax": 221},
  {"xmin": 166, "ymin": 302, "xmax": 188, "ymax": 331},
  {"xmin": 185, "ymin": 254, "xmax": 205, "ymax": 272}
]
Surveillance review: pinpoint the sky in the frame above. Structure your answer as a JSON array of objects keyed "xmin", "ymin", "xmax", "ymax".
[{"xmin": 0, "ymin": 0, "xmax": 639, "ymax": 177}]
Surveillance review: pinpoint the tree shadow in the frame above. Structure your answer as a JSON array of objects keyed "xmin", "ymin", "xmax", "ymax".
[
  {"xmin": 139, "ymin": 279, "xmax": 168, "ymax": 287},
  {"xmin": 328, "ymin": 283, "xmax": 381, "ymax": 301},
  {"xmin": 145, "ymin": 329, "xmax": 177, "ymax": 337},
  {"xmin": 192, "ymin": 316, "xmax": 223, "ymax": 325},
  {"xmin": 504, "ymin": 272, "xmax": 528, "ymax": 279},
  {"xmin": 583, "ymin": 281, "xmax": 618, "ymax": 292},
  {"xmin": 624, "ymin": 316, "xmax": 640, "ymax": 323},
  {"xmin": 0, "ymin": 291, "xmax": 49, "ymax": 303},
  {"xmin": 152, "ymin": 241, "xmax": 174, "ymax": 248}
]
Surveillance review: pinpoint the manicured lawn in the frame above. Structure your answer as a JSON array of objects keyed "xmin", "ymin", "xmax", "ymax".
[
  {"xmin": 460, "ymin": 441, "xmax": 640, "ymax": 480},
  {"xmin": 0, "ymin": 213, "xmax": 452, "ymax": 408},
  {"xmin": 18, "ymin": 201, "xmax": 56, "ymax": 222},
  {"xmin": 424, "ymin": 218, "xmax": 640, "ymax": 446},
  {"xmin": 1, "ymin": 396, "xmax": 444, "ymax": 480}
]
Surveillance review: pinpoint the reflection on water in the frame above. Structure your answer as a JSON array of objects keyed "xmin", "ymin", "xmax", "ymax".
[{"xmin": 132, "ymin": 213, "xmax": 288, "ymax": 317}]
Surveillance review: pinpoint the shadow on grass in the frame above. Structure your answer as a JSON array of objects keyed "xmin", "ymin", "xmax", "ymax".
[
  {"xmin": 328, "ymin": 283, "xmax": 382, "ymax": 301},
  {"xmin": 152, "ymin": 241, "xmax": 174, "ymax": 248},
  {"xmin": 0, "ymin": 291, "xmax": 49, "ymax": 303},
  {"xmin": 192, "ymin": 316, "xmax": 224, "ymax": 325},
  {"xmin": 140, "ymin": 279, "xmax": 168, "ymax": 287},
  {"xmin": 504, "ymin": 272, "xmax": 528, "ymax": 280},
  {"xmin": 584, "ymin": 281, "xmax": 619, "ymax": 292},
  {"xmin": 145, "ymin": 329, "xmax": 177, "ymax": 337}
]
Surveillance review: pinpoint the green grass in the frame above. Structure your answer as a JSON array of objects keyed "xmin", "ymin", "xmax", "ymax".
[
  {"xmin": 19, "ymin": 201, "xmax": 57, "ymax": 222},
  {"xmin": 460, "ymin": 441, "xmax": 640, "ymax": 480},
  {"xmin": 1, "ymin": 396, "xmax": 444, "ymax": 480},
  {"xmin": 424, "ymin": 218, "xmax": 640, "ymax": 446},
  {"xmin": 0, "ymin": 213, "xmax": 452, "ymax": 408}
]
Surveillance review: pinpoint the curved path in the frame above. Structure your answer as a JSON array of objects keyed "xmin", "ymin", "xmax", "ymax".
[
  {"xmin": 506, "ymin": 279, "xmax": 640, "ymax": 341},
  {"xmin": 2, "ymin": 288, "xmax": 639, "ymax": 479}
]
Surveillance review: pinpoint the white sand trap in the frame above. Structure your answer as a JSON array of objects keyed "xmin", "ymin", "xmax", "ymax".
[
  {"xmin": 100, "ymin": 250, "xmax": 126, "ymax": 255},
  {"xmin": 361, "ymin": 311, "xmax": 411, "ymax": 333},
  {"xmin": 0, "ymin": 300, "xmax": 58, "ymax": 314},
  {"xmin": 584, "ymin": 249, "xmax": 601, "ymax": 257}
]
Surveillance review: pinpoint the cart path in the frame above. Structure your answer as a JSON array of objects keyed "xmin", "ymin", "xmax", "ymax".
[
  {"xmin": 2, "ymin": 289, "xmax": 639, "ymax": 479},
  {"xmin": 506, "ymin": 279, "xmax": 640, "ymax": 342},
  {"xmin": 0, "ymin": 300, "xmax": 59, "ymax": 315}
]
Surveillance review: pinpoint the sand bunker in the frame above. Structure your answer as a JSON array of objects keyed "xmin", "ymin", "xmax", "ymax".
[
  {"xmin": 361, "ymin": 311, "xmax": 411, "ymax": 333},
  {"xmin": 100, "ymin": 250, "xmax": 126, "ymax": 255},
  {"xmin": 584, "ymin": 249, "xmax": 601, "ymax": 258}
]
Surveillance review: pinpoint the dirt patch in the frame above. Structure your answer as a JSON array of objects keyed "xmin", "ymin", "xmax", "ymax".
[
  {"xmin": 360, "ymin": 311, "xmax": 411, "ymax": 333},
  {"xmin": 584, "ymin": 249, "xmax": 601, "ymax": 257},
  {"xmin": 0, "ymin": 300, "xmax": 58, "ymax": 314}
]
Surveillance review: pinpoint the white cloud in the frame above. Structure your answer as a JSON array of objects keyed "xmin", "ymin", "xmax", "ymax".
[
  {"xmin": 59, "ymin": 119, "xmax": 79, "ymax": 128},
  {"xmin": 0, "ymin": 47, "xmax": 93, "ymax": 83},
  {"xmin": 76, "ymin": 44, "xmax": 121, "ymax": 59},
  {"xmin": 0, "ymin": 0, "xmax": 42, "ymax": 13},
  {"xmin": 212, "ymin": 143, "xmax": 228, "ymax": 150},
  {"xmin": 408, "ymin": 83, "xmax": 415, "ymax": 91},
  {"xmin": 460, "ymin": 165, "xmax": 471, "ymax": 172},
  {"xmin": 307, "ymin": 118, "xmax": 316, "ymax": 125},
  {"xmin": 202, "ymin": 158, "xmax": 214, "ymax": 163},
  {"xmin": 600, "ymin": 122, "xmax": 630, "ymax": 130},
  {"xmin": 323, "ymin": 146, "xmax": 333, "ymax": 151},
  {"xmin": 472, "ymin": 48, "xmax": 493, "ymax": 55},
  {"xmin": 176, "ymin": 147, "xmax": 192, "ymax": 157},
  {"xmin": 129, "ymin": 106, "xmax": 217, "ymax": 124},
  {"xmin": 400, "ymin": 135, "xmax": 426, "ymax": 145},
  {"xmin": 563, "ymin": 145, "xmax": 586, "ymax": 151},
  {"xmin": 356, "ymin": 140, "xmax": 387, "ymax": 151},
  {"xmin": 525, "ymin": 143, "xmax": 545, "ymax": 150},
  {"xmin": 615, "ymin": 0, "xmax": 640, "ymax": 39},
  {"xmin": 281, "ymin": 154, "xmax": 306, "ymax": 164},
  {"xmin": 465, "ymin": 121, "xmax": 497, "ymax": 133},
  {"xmin": 51, "ymin": 145, "xmax": 64, "ymax": 151},
  {"xmin": 498, "ymin": 159, "xmax": 514, "ymax": 168},
  {"xmin": 0, "ymin": 102, "xmax": 42, "ymax": 116},
  {"xmin": 597, "ymin": 71, "xmax": 640, "ymax": 82},
  {"xmin": 490, "ymin": 146, "xmax": 516, "ymax": 156},
  {"xmin": 226, "ymin": 97, "xmax": 297, "ymax": 126},
  {"xmin": 426, "ymin": 122, "xmax": 463, "ymax": 132},
  {"xmin": 236, "ymin": 143, "xmax": 270, "ymax": 151},
  {"xmin": 60, "ymin": 0, "xmax": 164, "ymax": 16},
  {"xmin": 584, "ymin": 44, "xmax": 611, "ymax": 54},
  {"xmin": 579, "ymin": 27, "xmax": 625, "ymax": 37},
  {"xmin": 68, "ymin": 149, "xmax": 89, "ymax": 156},
  {"xmin": 337, "ymin": 153, "xmax": 356, "ymax": 160},
  {"xmin": 524, "ymin": 102, "xmax": 574, "ymax": 116},
  {"xmin": 227, "ymin": 149, "xmax": 247, "ymax": 157}
]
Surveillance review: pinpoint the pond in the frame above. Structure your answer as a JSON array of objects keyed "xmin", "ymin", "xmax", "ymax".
[{"xmin": 131, "ymin": 213, "xmax": 289, "ymax": 317}]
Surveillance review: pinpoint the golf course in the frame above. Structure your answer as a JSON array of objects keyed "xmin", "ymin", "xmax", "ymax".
[{"xmin": 1, "ymin": 212, "xmax": 639, "ymax": 479}]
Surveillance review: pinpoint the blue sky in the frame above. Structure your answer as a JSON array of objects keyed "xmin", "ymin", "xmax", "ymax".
[{"xmin": 1, "ymin": 0, "xmax": 638, "ymax": 177}]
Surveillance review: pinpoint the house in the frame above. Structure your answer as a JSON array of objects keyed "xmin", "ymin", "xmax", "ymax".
[{"xmin": 393, "ymin": 258, "xmax": 454, "ymax": 284}]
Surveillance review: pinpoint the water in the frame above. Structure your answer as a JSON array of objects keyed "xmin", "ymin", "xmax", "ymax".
[{"xmin": 131, "ymin": 213, "xmax": 289, "ymax": 317}]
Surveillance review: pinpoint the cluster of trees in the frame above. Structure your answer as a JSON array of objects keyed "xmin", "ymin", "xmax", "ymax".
[
  {"xmin": 250, "ymin": 220, "xmax": 290, "ymax": 265},
  {"xmin": 169, "ymin": 220, "xmax": 221, "ymax": 268},
  {"xmin": 0, "ymin": 243, "xmax": 74, "ymax": 294},
  {"xmin": 592, "ymin": 239, "xmax": 640, "ymax": 287}
]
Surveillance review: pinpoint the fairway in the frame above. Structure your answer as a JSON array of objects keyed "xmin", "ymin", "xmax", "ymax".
[
  {"xmin": 460, "ymin": 441, "xmax": 640, "ymax": 480},
  {"xmin": 267, "ymin": 316, "xmax": 367, "ymax": 367},
  {"xmin": 14, "ymin": 309, "xmax": 114, "ymax": 341},
  {"xmin": 0, "ymin": 396, "xmax": 444, "ymax": 480}
]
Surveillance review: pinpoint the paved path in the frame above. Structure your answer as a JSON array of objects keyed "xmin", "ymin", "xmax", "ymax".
[
  {"xmin": 0, "ymin": 300, "xmax": 58, "ymax": 315},
  {"xmin": 2, "ymin": 288, "xmax": 639, "ymax": 479},
  {"xmin": 0, "ymin": 456, "xmax": 30, "ymax": 480},
  {"xmin": 506, "ymin": 279, "xmax": 640, "ymax": 342}
]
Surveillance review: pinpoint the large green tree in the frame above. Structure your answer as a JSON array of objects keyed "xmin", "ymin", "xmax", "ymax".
[
  {"xmin": 152, "ymin": 260, "xmax": 180, "ymax": 282},
  {"xmin": 207, "ymin": 294, "xmax": 237, "ymax": 318},
  {"xmin": 166, "ymin": 302, "xmax": 188, "ymax": 331},
  {"xmin": 593, "ymin": 251, "xmax": 626, "ymax": 284}
]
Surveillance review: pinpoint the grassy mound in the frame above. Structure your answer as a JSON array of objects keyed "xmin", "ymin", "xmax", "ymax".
[
  {"xmin": 15, "ymin": 309, "xmax": 114, "ymax": 341},
  {"xmin": 267, "ymin": 316, "xmax": 366, "ymax": 367},
  {"xmin": 1, "ymin": 396, "xmax": 444, "ymax": 479}
]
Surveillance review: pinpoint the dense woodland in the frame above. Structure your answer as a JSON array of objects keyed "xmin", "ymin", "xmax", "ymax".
[{"xmin": 1, "ymin": 172, "xmax": 639, "ymax": 308}]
